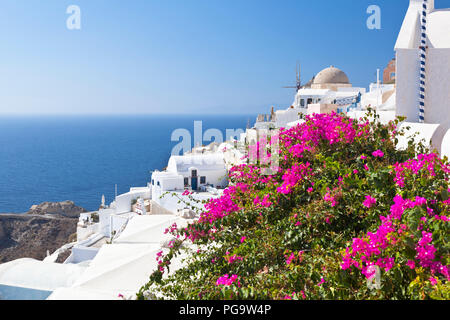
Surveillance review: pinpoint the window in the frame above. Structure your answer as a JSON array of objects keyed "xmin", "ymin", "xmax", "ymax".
[
  {"xmin": 184, "ymin": 177, "xmax": 189, "ymax": 186},
  {"xmin": 200, "ymin": 176, "xmax": 206, "ymax": 184},
  {"xmin": 191, "ymin": 170, "xmax": 198, "ymax": 177},
  {"xmin": 151, "ymin": 179, "xmax": 154, "ymax": 185},
  {"xmin": 300, "ymin": 99, "xmax": 305, "ymax": 107},
  {"xmin": 157, "ymin": 181, "xmax": 160, "ymax": 186},
  {"xmin": 307, "ymin": 98, "xmax": 313, "ymax": 105}
]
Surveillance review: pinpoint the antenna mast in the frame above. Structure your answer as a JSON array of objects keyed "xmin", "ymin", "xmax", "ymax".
[{"xmin": 282, "ymin": 62, "xmax": 302, "ymax": 92}]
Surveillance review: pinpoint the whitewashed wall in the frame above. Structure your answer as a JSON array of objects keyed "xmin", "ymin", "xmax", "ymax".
[
  {"xmin": 424, "ymin": 49, "xmax": 450, "ymax": 124},
  {"xmin": 99, "ymin": 208, "xmax": 114, "ymax": 237},
  {"xmin": 66, "ymin": 246, "xmax": 99, "ymax": 264},
  {"xmin": 76, "ymin": 224, "xmax": 99, "ymax": 242},
  {"xmin": 396, "ymin": 49, "xmax": 421, "ymax": 122},
  {"xmin": 396, "ymin": 122, "xmax": 440, "ymax": 151},
  {"xmin": 275, "ymin": 108, "xmax": 304, "ymax": 128},
  {"xmin": 110, "ymin": 214, "xmax": 132, "ymax": 237},
  {"xmin": 151, "ymin": 173, "xmax": 184, "ymax": 203},
  {"xmin": 115, "ymin": 189, "xmax": 149, "ymax": 214},
  {"xmin": 156, "ymin": 191, "xmax": 216, "ymax": 214}
]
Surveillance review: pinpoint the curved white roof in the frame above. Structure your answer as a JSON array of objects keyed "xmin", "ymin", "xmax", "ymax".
[
  {"xmin": 0, "ymin": 258, "xmax": 87, "ymax": 291},
  {"xmin": 71, "ymin": 244, "xmax": 161, "ymax": 295},
  {"xmin": 396, "ymin": 2, "xmax": 450, "ymax": 49},
  {"xmin": 427, "ymin": 9, "xmax": 450, "ymax": 48},
  {"xmin": 167, "ymin": 153, "xmax": 226, "ymax": 173}
]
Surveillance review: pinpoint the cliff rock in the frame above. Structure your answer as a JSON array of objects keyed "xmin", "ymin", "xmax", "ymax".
[
  {"xmin": 0, "ymin": 201, "xmax": 86, "ymax": 263},
  {"xmin": 27, "ymin": 200, "xmax": 86, "ymax": 218}
]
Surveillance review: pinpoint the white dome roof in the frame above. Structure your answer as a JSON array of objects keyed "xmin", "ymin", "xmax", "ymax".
[{"xmin": 313, "ymin": 66, "xmax": 350, "ymax": 84}]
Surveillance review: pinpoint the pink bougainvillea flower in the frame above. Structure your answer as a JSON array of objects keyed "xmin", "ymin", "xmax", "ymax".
[
  {"xmin": 324, "ymin": 192, "xmax": 337, "ymax": 207},
  {"xmin": 317, "ymin": 277, "xmax": 326, "ymax": 286},
  {"xmin": 216, "ymin": 274, "xmax": 241, "ymax": 287},
  {"xmin": 226, "ymin": 254, "xmax": 243, "ymax": 264},
  {"xmin": 276, "ymin": 162, "xmax": 313, "ymax": 195},
  {"xmin": 372, "ymin": 150, "xmax": 384, "ymax": 158},
  {"xmin": 363, "ymin": 195, "xmax": 377, "ymax": 208},
  {"xmin": 285, "ymin": 252, "xmax": 296, "ymax": 265},
  {"xmin": 406, "ymin": 260, "xmax": 416, "ymax": 269}
]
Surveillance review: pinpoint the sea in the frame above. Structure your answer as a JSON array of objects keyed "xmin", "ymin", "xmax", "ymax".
[{"xmin": 0, "ymin": 114, "xmax": 255, "ymax": 214}]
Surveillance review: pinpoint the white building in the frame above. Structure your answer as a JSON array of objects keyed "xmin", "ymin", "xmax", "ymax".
[
  {"xmin": 151, "ymin": 153, "xmax": 227, "ymax": 195},
  {"xmin": 395, "ymin": 0, "xmax": 449, "ymax": 126},
  {"xmin": 390, "ymin": 0, "xmax": 450, "ymax": 156},
  {"xmin": 149, "ymin": 149, "xmax": 228, "ymax": 213},
  {"xmin": 255, "ymin": 66, "xmax": 366, "ymax": 128},
  {"xmin": 361, "ymin": 83, "xmax": 396, "ymax": 111}
]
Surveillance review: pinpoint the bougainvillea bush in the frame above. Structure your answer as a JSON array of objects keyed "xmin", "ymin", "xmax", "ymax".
[{"xmin": 138, "ymin": 111, "xmax": 449, "ymax": 300}]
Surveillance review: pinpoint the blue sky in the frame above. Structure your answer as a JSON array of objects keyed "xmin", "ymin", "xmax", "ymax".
[{"xmin": 0, "ymin": 0, "xmax": 449, "ymax": 115}]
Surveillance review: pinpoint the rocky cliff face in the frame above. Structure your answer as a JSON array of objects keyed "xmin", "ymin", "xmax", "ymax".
[
  {"xmin": 0, "ymin": 201, "xmax": 85, "ymax": 263},
  {"xmin": 27, "ymin": 201, "xmax": 87, "ymax": 218}
]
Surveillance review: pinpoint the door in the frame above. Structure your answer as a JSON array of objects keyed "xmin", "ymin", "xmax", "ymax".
[{"xmin": 191, "ymin": 177, "xmax": 198, "ymax": 191}]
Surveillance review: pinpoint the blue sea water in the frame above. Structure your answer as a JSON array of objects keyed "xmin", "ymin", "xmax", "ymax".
[{"xmin": 0, "ymin": 114, "xmax": 254, "ymax": 213}]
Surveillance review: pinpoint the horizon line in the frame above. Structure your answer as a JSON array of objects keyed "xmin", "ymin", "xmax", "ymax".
[{"xmin": 0, "ymin": 112, "xmax": 259, "ymax": 116}]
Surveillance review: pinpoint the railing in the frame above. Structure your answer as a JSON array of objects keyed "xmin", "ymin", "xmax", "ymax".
[{"xmin": 418, "ymin": 0, "xmax": 429, "ymax": 123}]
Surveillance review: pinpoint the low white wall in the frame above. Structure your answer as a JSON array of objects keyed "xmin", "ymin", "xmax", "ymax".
[
  {"xmin": 155, "ymin": 192, "xmax": 217, "ymax": 214},
  {"xmin": 66, "ymin": 246, "xmax": 99, "ymax": 264},
  {"xmin": 150, "ymin": 200, "xmax": 176, "ymax": 215},
  {"xmin": 396, "ymin": 122, "xmax": 440, "ymax": 151},
  {"xmin": 115, "ymin": 188, "xmax": 150, "ymax": 214},
  {"xmin": 98, "ymin": 208, "xmax": 114, "ymax": 237},
  {"xmin": 77, "ymin": 224, "xmax": 99, "ymax": 242},
  {"xmin": 361, "ymin": 90, "xmax": 381, "ymax": 109},
  {"xmin": 347, "ymin": 110, "xmax": 396, "ymax": 125},
  {"xmin": 275, "ymin": 108, "xmax": 304, "ymax": 128},
  {"xmin": 111, "ymin": 214, "xmax": 132, "ymax": 237}
]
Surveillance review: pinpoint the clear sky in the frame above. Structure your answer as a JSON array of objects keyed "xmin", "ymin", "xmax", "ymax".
[{"xmin": 0, "ymin": 0, "xmax": 449, "ymax": 115}]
